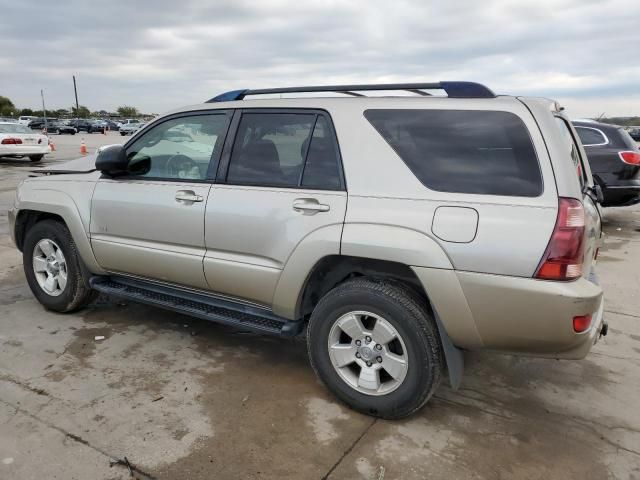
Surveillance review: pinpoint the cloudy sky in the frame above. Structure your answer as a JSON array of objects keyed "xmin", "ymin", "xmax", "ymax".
[{"xmin": 1, "ymin": 0, "xmax": 639, "ymax": 117}]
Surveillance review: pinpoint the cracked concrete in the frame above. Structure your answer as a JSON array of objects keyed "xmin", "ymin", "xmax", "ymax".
[{"xmin": 1, "ymin": 134, "xmax": 640, "ymax": 479}]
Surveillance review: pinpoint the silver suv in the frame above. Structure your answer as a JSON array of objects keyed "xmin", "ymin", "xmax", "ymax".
[{"xmin": 8, "ymin": 82, "xmax": 606, "ymax": 419}]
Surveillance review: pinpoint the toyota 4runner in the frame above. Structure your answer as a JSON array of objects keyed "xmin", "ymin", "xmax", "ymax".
[{"xmin": 8, "ymin": 82, "xmax": 607, "ymax": 419}]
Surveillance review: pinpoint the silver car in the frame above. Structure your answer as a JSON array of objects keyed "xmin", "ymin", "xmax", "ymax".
[{"xmin": 8, "ymin": 81, "xmax": 606, "ymax": 418}]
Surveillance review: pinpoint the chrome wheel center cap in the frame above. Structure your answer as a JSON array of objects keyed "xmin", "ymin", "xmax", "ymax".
[{"xmin": 358, "ymin": 345, "xmax": 374, "ymax": 361}]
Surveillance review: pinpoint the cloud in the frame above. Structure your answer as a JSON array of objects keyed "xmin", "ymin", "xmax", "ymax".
[{"xmin": 1, "ymin": 0, "xmax": 638, "ymax": 117}]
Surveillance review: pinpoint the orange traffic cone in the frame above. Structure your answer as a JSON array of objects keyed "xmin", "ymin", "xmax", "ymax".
[{"xmin": 80, "ymin": 141, "xmax": 88, "ymax": 155}]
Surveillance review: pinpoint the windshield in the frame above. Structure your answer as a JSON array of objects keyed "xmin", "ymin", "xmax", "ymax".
[{"xmin": 0, "ymin": 123, "xmax": 32, "ymax": 134}]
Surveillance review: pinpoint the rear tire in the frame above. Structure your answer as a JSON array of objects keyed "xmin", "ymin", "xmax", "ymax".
[
  {"xmin": 307, "ymin": 277, "xmax": 444, "ymax": 419},
  {"xmin": 23, "ymin": 220, "xmax": 97, "ymax": 312},
  {"xmin": 29, "ymin": 155, "xmax": 44, "ymax": 162}
]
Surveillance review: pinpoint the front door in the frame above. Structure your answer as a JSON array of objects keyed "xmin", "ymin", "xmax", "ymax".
[
  {"xmin": 203, "ymin": 110, "xmax": 347, "ymax": 306},
  {"xmin": 90, "ymin": 111, "xmax": 231, "ymax": 289}
]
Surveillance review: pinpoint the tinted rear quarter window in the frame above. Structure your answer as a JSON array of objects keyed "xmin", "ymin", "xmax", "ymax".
[
  {"xmin": 364, "ymin": 109, "xmax": 542, "ymax": 196},
  {"xmin": 575, "ymin": 126, "xmax": 607, "ymax": 146}
]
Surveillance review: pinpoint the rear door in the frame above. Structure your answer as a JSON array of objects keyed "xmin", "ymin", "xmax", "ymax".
[
  {"xmin": 203, "ymin": 109, "xmax": 347, "ymax": 306},
  {"xmin": 555, "ymin": 117, "xmax": 601, "ymax": 278}
]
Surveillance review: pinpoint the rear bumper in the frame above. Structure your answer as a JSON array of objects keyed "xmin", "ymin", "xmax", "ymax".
[
  {"xmin": 412, "ymin": 266, "xmax": 605, "ymax": 359},
  {"xmin": 598, "ymin": 177, "xmax": 640, "ymax": 206},
  {"xmin": 0, "ymin": 145, "xmax": 50, "ymax": 156},
  {"xmin": 456, "ymin": 271, "xmax": 604, "ymax": 359}
]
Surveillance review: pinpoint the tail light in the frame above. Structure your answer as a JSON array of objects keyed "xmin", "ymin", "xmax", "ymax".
[
  {"xmin": 618, "ymin": 151, "xmax": 640, "ymax": 165},
  {"xmin": 535, "ymin": 198, "xmax": 585, "ymax": 281},
  {"xmin": 1, "ymin": 138, "xmax": 23, "ymax": 145}
]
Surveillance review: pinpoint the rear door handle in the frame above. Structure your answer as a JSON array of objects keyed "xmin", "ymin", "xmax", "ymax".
[
  {"xmin": 175, "ymin": 190, "xmax": 204, "ymax": 203},
  {"xmin": 293, "ymin": 198, "xmax": 330, "ymax": 214}
]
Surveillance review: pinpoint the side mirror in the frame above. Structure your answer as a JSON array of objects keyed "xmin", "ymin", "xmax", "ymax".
[{"xmin": 95, "ymin": 145, "xmax": 129, "ymax": 176}]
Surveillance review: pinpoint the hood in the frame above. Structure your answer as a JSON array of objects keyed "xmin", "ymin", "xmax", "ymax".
[{"xmin": 33, "ymin": 154, "xmax": 98, "ymax": 174}]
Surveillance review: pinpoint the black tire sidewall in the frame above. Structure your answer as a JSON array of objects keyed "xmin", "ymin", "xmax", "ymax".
[
  {"xmin": 308, "ymin": 281, "xmax": 441, "ymax": 418},
  {"xmin": 23, "ymin": 221, "xmax": 82, "ymax": 312}
]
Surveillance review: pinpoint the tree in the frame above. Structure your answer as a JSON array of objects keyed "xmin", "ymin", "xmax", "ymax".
[
  {"xmin": 20, "ymin": 108, "xmax": 34, "ymax": 116},
  {"xmin": 0, "ymin": 96, "xmax": 16, "ymax": 117},
  {"xmin": 71, "ymin": 105, "xmax": 91, "ymax": 118},
  {"xmin": 53, "ymin": 108, "xmax": 70, "ymax": 118},
  {"xmin": 117, "ymin": 105, "xmax": 139, "ymax": 118}
]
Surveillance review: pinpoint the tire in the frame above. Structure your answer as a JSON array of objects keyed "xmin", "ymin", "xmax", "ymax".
[
  {"xmin": 23, "ymin": 220, "xmax": 97, "ymax": 312},
  {"xmin": 29, "ymin": 155, "xmax": 44, "ymax": 162},
  {"xmin": 307, "ymin": 277, "xmax": 444, "ymax": 419}
]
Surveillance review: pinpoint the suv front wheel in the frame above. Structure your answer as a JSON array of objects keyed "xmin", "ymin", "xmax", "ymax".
[
  {"xmin": 307, "ymin": 278, "xmax": 444, "ymax": 419},
  {"xmin": 23, "ymin": 220, "xmax": 96, "ymax": 312}
]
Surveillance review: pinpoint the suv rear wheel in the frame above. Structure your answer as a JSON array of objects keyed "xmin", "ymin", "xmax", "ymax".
[
  {"xmin": 307, "ymin": 278, "xmax": 443, "ymax": 419},
  {"xmin": 29, "ymin": 155, "xmax": 44, "ymax": 162},
  {"xmin": 23, "ymin": 220, "xmax": 96, "ymax": 312}
]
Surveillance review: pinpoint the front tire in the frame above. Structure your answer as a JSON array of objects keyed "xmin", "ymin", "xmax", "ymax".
[
  {"xmin": 23, "ymin": 220, "xmax": 96, "ymax": 312},
  {"xmin": 307, "ymin": 278, "xmax": 444, "ymax": 419},
  {"xmin": 29, "ymin": 155, "xmax": 44, "ymax": 162}
]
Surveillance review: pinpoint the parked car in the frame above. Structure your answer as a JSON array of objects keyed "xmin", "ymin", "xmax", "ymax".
[
  {"xmin": 8, "ymin": 81, "xmax": 606, "ymax": 419},
  {"xmin": 28, "ymin": 118, "xmax": 58, "ymax": 130},
  {"xmin": 18, "ymin": 115, "xmax": 38, "ymax": 125},
  {"xmin": 119, "ymin": 122, "xmax": 144, "ymax": 136},
  {"xmin": 628, "ymin": 128, "xmax": 640, "ymax": 141},
  {"xmin": 45, "ymin": 121, "xmax": 76, "ymax": 135},
  {"xmin": 0, "ymin": 121, "xmax": 49, "ymax": 161},
  {"xmin": 86, "ymin": 120, "xmax": 106, "ymax": 134},
  {"xmin": 103, "ymin": 119, "xmax": 120, "ymax": 131},
  {"xmin": 573, "ymin": 120, "xmax": 640, "ymax": 206},
  {"xmin": 67, "ymin": 119, "xmax": 89, "ymax": 132}
]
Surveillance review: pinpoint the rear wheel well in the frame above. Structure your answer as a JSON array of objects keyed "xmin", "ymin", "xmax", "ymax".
[
  {"xmin": 297, "ymin": 255, "xmax": 430, "ymax": 320},
  {"xmin": 15, "ymin": 210, "xmax": 65, "ymax": 252}
]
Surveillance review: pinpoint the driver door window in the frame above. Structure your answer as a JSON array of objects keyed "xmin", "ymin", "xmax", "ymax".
[{"xmin": 126, "ymin": 113, "xmax": 230, "ymax": 180}]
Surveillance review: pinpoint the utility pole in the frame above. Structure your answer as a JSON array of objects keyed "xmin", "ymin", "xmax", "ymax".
[
  {"xmin": 41, "ymin": 89, "xmax": 48, "ymax": 132},
  {"xmin": 73, "ymin": 75, "xmax": 80, "ymax": 118}
]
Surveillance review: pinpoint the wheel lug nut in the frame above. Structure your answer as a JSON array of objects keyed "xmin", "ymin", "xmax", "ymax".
[
  {"xmin": 375, "ymin": 344, "xmax": 382, "ymax": 350},
  {"xmin": 355, "ymin": 340, "xmax": 361, "ymax": 346},
  {"xmin": 377, "ymin": 356, "xmax": 382, "ymax": 363},
  {"xmin": 366, "ymin": 361, "xmax": 372, "ymax": 367},
  {"xmin": 365, "ymin": 336, "xmax": 372, "ymax": 343},
  {"xmin": 355, "ymin": 352, "xmax": 361, "ymax": 358}
]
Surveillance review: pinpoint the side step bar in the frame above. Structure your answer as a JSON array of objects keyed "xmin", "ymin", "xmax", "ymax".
[{"xmin": 89, "ymin": 276, "xmax": 304, "ymax": 337}]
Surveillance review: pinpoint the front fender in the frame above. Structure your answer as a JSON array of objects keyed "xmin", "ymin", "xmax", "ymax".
[{"xmin": 15, "ymin": 181, "xmax": 105, "ymax": 274}]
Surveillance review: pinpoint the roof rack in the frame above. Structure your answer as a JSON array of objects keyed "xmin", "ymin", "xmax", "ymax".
[{"xmin": 206, "ymin": 81, "xmax": 495, "ymax": 103}]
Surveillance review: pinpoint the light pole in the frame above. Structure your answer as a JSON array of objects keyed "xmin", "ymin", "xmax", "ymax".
[
  {"xmin": 73, "ymin": 75, "xmax": 80, "ymax": 118},
  {"xmin": 41, "ymin": 89, "xmax": 48, "ymax": 132}
]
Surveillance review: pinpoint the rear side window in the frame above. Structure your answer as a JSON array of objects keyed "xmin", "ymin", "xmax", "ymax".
[
  {"xmin": 555, "ymin": 118, "xmax": 586, "ymax": 189},
  {"xmin": 227, "ymin": 112, "xmax": 342, "ymax": 190},
  {"xmin": 575, "ymin": 126, "xmax": 607, "ymax": 146},
  {"xmin": 364, "ymin": 109, "xmax": 542, "ymax": 196}
]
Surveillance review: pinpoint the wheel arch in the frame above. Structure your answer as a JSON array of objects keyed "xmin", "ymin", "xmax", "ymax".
[
  {"xmin": 14, "ymin": 187, "xmax": 105, "ymax": 274},
  {"xmin": 290, "ymin": 255, "xmax": 466, "ymax": 389}
]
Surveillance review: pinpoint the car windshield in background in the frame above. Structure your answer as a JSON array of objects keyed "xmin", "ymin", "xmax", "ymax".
[{"xmin": 0, "ymin": 123, "xmax": 31, "ymax": 134}]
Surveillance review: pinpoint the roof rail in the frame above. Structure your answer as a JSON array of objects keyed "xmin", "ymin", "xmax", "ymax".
[{"xmin": 206, "ymin": 81, "xmax": 495, "ymax": 103}]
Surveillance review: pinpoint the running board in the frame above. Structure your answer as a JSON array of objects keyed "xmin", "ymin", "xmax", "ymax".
[{"xmin": 89, "ymin": 276, "xmax": 304, "ymax": 337}]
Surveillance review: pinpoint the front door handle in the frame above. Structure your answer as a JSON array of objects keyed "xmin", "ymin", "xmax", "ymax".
[
  {"xmin": 175, "ymin": 190, "xmax": 204, "ymax": 203},
  {"xmin": 293, "ymin": 198, "xmax": 330, "ymax": 214}
]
